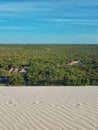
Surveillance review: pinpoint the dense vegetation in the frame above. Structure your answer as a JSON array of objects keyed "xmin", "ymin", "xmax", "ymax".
[{"xmin": 0, "ymin": 44, "xmax": 98, "ymax": 86}]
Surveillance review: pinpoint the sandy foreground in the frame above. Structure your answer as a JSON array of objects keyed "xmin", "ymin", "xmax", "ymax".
[{"xmin": 0, "ymin": 87, "xmax": 98, "ymax": 130}]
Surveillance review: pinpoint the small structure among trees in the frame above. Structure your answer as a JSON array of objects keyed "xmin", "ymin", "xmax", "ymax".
[
  {"xmin": 19, "ymin": 68, "xmax": 27, "ymax": 76},
  {"xmin": 68, "ymin": 60, "xmax": 84, "ymax": 66}
]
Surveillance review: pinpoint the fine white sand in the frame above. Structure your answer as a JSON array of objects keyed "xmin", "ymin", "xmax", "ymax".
[{"xmin": 0, "ymin": 87, "xmax": 98, "ymax": 130}]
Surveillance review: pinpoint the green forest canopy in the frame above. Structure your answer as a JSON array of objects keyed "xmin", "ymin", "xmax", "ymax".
[{"xmin": 0, "ymin": 44, "xmax": 98, "ymax": 86}]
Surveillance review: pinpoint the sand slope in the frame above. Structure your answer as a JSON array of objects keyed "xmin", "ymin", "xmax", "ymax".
[{"xmin": 0, "ymin": 87, "xmax": 98, "ymax": 130}]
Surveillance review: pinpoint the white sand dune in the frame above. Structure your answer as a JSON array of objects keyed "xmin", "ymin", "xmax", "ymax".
[{"xmin": 0, "ymin": 87, "xmax": 98, "ymax": 130}]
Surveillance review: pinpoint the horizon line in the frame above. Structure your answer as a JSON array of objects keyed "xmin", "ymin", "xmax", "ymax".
[{"xmin": 0, "ymin": 43, "xmax": 98, "ymax": 45}]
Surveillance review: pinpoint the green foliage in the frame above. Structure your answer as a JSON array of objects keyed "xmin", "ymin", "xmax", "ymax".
[
  {"xmin": 0, "ymin": 44, "xmax": 98, "ymax": 86},
  {"xmin": 63, "ymin": 67, "xmax": 89, "ymax": 86},
  {"xmin": 9, "ymin": 74, "xmax": 24, "ymax": 86},
  {"xmin": 0, "ymin": 69, "xmax": 10, "ymax": 76}
]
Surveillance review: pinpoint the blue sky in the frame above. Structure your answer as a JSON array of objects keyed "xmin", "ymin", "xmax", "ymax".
[{"xmin": 0, "ymin": 0, "xmax": 98, "ymax": 44}]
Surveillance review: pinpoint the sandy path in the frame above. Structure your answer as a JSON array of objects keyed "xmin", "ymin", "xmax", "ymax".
[{"xmin": 0, "ymin": 87, "xmax": 98, "ymax": 130}]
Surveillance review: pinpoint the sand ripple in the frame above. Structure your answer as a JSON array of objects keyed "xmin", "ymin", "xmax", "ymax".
[{"xmin": 0, "ymin": 87, "xmax": 98, "ymax": 130}]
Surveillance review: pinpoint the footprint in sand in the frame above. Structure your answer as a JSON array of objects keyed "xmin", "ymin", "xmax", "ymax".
[
  {"xmin": 50, "ymin": 103, "xmax": 59, "ymax": 107},
  {"xmin": 50, "ymin": 104, "xmax": 55, "ymax": 107},
  {"xmin": 73, "ymin": 102, "xmax": 83, "ymax": 108},
  {"xmin": 5, "ymin": 99, "xmax": 17, "ymax": 107},
  {"xmin": 31, "ymin": 100, "xmax": 43, "ymax": 105},
  {"xmin": 60, "ymin": 104, "xmax": 65, "ymax": 108}
]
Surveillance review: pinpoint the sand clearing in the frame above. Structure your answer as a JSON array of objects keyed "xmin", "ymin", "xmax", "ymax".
[{"xmin": 0, "ymin": 87, "xmax": 98, "ymax": 130}]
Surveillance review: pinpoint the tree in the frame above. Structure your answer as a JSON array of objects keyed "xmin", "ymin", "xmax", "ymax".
[
  {"xmin": 63, "ymin": 67, "xmax": 88, "ymax": 86},
  {"xmin": 9, "ymin": 74, "xmax": 24, "ymax": 86},
  {"xmin": 0, "ymin": 69, "xmax": 10, "ymax": 76}
]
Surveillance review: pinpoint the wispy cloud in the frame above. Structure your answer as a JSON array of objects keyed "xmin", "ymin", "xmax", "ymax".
[
  {"xmin": 43, "ymin": 18, "xmax": 98, "ymax": 26},
  {"xmin": 0, "ymin": 26, "xmax": 33, "ymax": 30},
  {"xmin": 0, "ymin": 20, "xmax": 6, "ymax": 22},
  {"xmin": 0, "ymin": 5, "xmax": 48, "ymax": 12},
  {"xmin": 65, "ymin": 0, "xmax": 98, "ymax": 6},
  {"xmin": 0, "ymin": 1, "xmax": 54, "ymax": 12}
]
